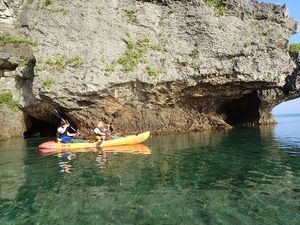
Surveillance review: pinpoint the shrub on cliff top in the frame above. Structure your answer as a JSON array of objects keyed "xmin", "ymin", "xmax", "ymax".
[
  {"xmin": 289, "ymin": 43, "xmax": 300, "ymax": 53},
  {"xmin": 0, "ymin": 92, "xmax": 20, "ymax": 112}
]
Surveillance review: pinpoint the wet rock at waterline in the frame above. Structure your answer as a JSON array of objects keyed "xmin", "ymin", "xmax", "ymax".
[{"xmin": 0, "ymin": 0, "xmax": 299, "ymax": 139}]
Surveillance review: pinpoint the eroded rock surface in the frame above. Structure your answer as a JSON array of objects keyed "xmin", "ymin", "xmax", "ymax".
[{"xmin": 0, "ymin": 0, "xmax": 299, "ymax": 139}]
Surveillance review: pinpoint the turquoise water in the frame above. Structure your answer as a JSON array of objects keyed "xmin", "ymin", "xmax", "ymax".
[{"xmin": 0, "ymin": 116, "xmax": 300, "ymax": 225}]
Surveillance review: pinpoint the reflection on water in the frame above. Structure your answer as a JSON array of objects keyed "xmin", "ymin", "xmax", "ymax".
[
  {"xmin": 0, "ymin": 138, "xmax": 27, "ymax": 200},
  {"xmin": 0, "ymin": 122, "xmax": 300, "ymax": 225},
  {"xmin": 40, "ymin": 144, "xmax": 152, "ymax": 174}
]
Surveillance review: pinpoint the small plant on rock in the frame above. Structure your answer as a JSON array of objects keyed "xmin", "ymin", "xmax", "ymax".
[
  {"xmin": 0, "ymin": 92, "xmax": 19, "ymax": 112},
  {"xmin": 189, "ymin": 48, "xmax": 199, "ymax": 58},
  {"xmin": 42, "ymin": 0, "xmax": 51, "ymax": 7},
  {"xmin": 43, "ymin": 55, "xmax": 84, "ymax": 71},
  {"xmin": 146, "ymin": 66, "xmax": 159, "ymax": 77},
  {"xmin": 42, "ymin": 77, "xmax": 55, "ymax": 88},
  {"xmin": 49, "ymin": 7, "xmax": 68, "ymax": 15},
  {"xmin": 146, "ymin": 66, "xmax": 164, "ymax": 77},
  {"xmin": 46, "ymin": 56, "xmax": 66, "ymax": 71},
  {"xmin": 151, "ymin": 44, "xmax": 162, "ymax": 51},
  {"xmin": 124, "ymin": 9, "xmax": 137, "ymax": 23},
  {"xmin": 259, "ymin": 31, "xmax": 269, "ymax": 36},
  {"xmin": 104, "ymin": 60, "xmax": 117, "ymax": 76},
  {"xmin": 68, "ymin": 55, "xmax": 84, "ymax": 68}
]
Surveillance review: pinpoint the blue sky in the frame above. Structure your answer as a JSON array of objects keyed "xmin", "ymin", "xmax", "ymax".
[
  {"xmin": 273, "ymin": 98, "xmax": 300, "ymax": 114},
  {"xmin": 260, "ymin": 0, "xmax": 300, "ymax": 114}
]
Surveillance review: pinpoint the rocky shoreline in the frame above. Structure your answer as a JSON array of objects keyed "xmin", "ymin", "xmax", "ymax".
[{"xmin": 0, "ymin": 0, "xmax": 299, "ymax": 139}]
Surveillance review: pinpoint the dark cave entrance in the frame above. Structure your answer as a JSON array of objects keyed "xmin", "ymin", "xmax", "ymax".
[
  {"xmin": 217, "ymin": 91, "xmax": 261, "ymax": 126},
  {"xmin": 24, "ymin": 116, "xmax": 58, "ymax": 138}
]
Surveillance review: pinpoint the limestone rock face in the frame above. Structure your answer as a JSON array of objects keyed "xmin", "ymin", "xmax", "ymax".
[
  {"xmin": 0, "ymin": 30, "xmax": 35, "ymax": 139},
  {"xmin": 0, "ymin": 0, "xmax": 22, "ymax": 24},
  {"xmin": 0, "ymin": 105, "xmax": 28, "ymax": 139},
  {"xmin": 285, "ymin": 52, "xmax": 300, "ymax": 98},
  {"xmin": 0, "ymin": 0, "xmax": 299, "ymax": 138}
]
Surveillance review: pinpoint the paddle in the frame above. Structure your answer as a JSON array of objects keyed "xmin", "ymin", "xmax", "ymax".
[{"xmin": 53, "ymin": 108, "xmax": 78, "ymax": 133}]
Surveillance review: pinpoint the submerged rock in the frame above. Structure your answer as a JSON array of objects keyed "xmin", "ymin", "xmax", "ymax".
[{"xmin": 0, "ymin": 0, "xmax": 299, "ymax": 139}]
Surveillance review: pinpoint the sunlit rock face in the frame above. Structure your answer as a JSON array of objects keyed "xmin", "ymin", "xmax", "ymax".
[
  {"xmin": 0, "ymin": 0, "xmax": 22, "ymax": 24},
  {"xmin": 0, "ymin": 0, "xmax": 299, "ymax": 139}
]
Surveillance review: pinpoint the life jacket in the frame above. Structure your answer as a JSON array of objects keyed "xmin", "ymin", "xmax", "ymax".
[
  {"xmin": 95, "ymin": 130, "xmax": 112, "ymax": 141},
  {"xmin": 95, "ymin": 135, "xmax": 101, "ymax": 141}
]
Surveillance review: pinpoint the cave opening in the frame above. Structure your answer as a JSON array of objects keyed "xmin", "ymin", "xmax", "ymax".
[
  {"xmin": 217, "ymin": 91, "xmax": 261, "ymax": 126},
  {"xmin": 24, "ymin": 116, "xmax": 58, "ymax": 138}
]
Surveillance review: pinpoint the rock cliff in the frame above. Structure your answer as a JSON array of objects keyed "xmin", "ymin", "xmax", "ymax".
[{"xmin": 0, "ymin": 0, "xmax": 299, "ymax": 139}]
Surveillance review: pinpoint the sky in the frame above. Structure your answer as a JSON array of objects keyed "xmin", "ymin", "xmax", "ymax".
[
  {"xmin": 259, "ymin": 0, "xmax": 300, "ymax": 114},
  {"xmin": 273, "ymin": 98, "xmax": 300, "ymax": 115}
]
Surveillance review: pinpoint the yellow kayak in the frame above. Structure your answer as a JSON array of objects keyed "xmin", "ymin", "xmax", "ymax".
[{"xmin": 39, "ymin": 131, "xmax": 150, "ymax": 152}]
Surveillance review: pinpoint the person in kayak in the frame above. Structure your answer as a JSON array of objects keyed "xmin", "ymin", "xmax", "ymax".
[
  {"xmin": 56, "ymin": 120, "xmax": 78, "ymax": 143},
  {"xmin": 94, "ymin": 121, "xmax": 118, "ymax": 141}
]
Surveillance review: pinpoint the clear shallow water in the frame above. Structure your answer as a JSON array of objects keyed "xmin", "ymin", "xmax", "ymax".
[{"xmin": 0, "ymin": 117, "xmax": 300, "ymax": 225}]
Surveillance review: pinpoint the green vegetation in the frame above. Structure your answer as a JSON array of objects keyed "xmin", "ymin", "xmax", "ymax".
[
  {"xmin": 151, "ymin": 44, "xmax": 162, "ymax": 51},
  {"xmin": 118, "ymin": 37, "xmax": 150, "ymax": 71},
  {"xmin": 0, "ymin": 34, "xmax": 34, "ymax": 46},
  {"xmin": 42, "ymin": 0, "xmax": 51, "ymax": 7},
  {"xmin": 103, "ymin": 36, "xmax": 162, "ymax": 74},
  {"xmin": 146, "ymin": 66, "xmax": 160, "ymax": 77},
  {"xmin": 34, "ymin": 55, "xmax": 83, "ymax": 75},
  {"xmin": 204, "ymin": 0, "xmax": 226, "ymax": 16},
  {"xmin": 27, "ymin": 0, "xmax": 34, "ymax": 4},
  {"xmin": 42, "ymin": 77, "xmax": 55, "ymax": 88},
  {"xmin": 272, "ymin": 4, "xmax": 281, "ymax": 13},
  {"xmin": 289, "ymin": 43, "xmax": 300, "ymax": 53},
  {"xmin": 177, "ymin": 61, "xmax": 188, "ymax": 67},
  {"xmin": 104, "ymin": 60, "xmax": 117, "ymax": 76},
  {"xmin": 0, "ymin": 92, "xmax": 19, "ymax": 112},
  {"xmin": 259, "ymin": 31, "xmax": 269, "ymax": 36},
  {"xmin": 34, "ymin": 58, "xmax": 45, "ymax": 75},
  {"xmin": 38, "ymin": 55, "xmax": 84, "ymax": 72},
  {"xmin": 49, "ymin": 7, "xmax": 68, "ymax": 15},
  {"xmin": 124, "ymin": 9, "xmax": 137, "ymax": 23},
  {"xmin": 189, "ymin": 48, "xmax": 199, "ymax": 58},
  {"xmin": 67, "ymin": 55, "xmax": 84, "ymax": 68},
  {"xmin": 19, "ymin": 55, "xmax": 35, "ymax": 67},
  {"xmin": 46, "ymin": 56, "xmax": 66, "ymax": 71},
  {"xmin": 168, "ymin": 6, "xmax": 176, "ymax": 14}
]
